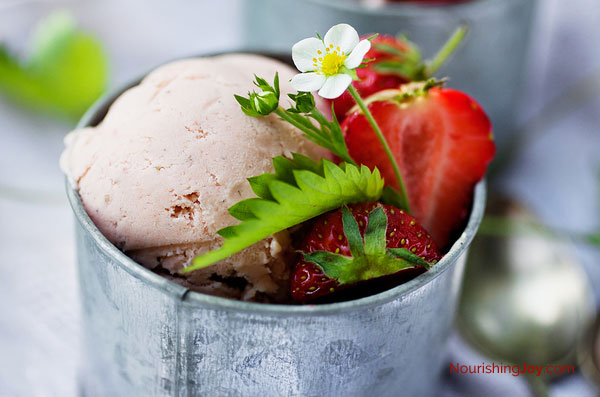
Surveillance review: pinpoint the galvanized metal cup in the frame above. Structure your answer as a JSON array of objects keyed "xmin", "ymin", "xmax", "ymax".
[{"xmin": 67, "ymin": 62, "xmax": 487, "ymax": 396}]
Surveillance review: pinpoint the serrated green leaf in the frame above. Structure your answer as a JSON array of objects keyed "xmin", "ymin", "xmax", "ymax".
[
  {"xmin": 228, "ymin": 199, "xmax": 260, "ymax": 221},
  {"xmin": 272, "ymin": 156, "xmax": 297, "ymax": 185},
  {"xmin": 217, "ymin": 226, "xmax": 238, "ymax": 239},
  {"xmin": 291, "ymin": 153, "xmax": 322, "ymax": 174},
  {"xmin": 183, "ymin": 157, "xmax": 385, "ymax": 272},
  {"xmin": 247, "ymin": 173, "xmax": 276, "ymax": 200}
]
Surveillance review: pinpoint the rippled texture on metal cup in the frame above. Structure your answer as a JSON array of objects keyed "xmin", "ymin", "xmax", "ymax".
[{"xmin": 67, "ymin": 70, "xmax": 487, "ymax": 397}]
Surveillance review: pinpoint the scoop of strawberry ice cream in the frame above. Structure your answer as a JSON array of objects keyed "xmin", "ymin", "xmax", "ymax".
[{"xmin": 61, "ymin": 54, "xmax": 327, "ymax": 301}]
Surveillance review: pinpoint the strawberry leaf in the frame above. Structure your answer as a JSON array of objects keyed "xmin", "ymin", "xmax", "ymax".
[
  {"xmin": 387, "ymin": 248, "xmax": 433, "ymax": 269},
  {"xmin": 342, "ymin": 206, "xmax": 365, "ymax": 258},
  {"xmin": 302, "ymin": 251, "xmax": 354, "ymax": 280},
  {"xmin": 363, "ymin": 206, "xmax": 387, "ymax": 257},
  {"xmin": 182, "ymin": 156, "xmax": 385, "ymax": 272}
]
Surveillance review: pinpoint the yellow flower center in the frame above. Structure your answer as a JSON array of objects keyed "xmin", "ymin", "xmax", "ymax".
[{"xmin": 313, "ymin": 46, "xmax": 346, "ymax": 76}]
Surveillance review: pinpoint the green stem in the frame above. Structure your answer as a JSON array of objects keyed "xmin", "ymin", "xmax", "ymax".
[
  {"xmin": 425, "ymin": 25, "xmax": 467, "ymax": 77},
  {"xmin": 275, "ymin": 107, "xmax": 319, "ymax": 135},
  {"xmin": 347, "ymin": 84, "xmax": 411, "ymax": 213},
  {"xmin": 275, "ymin": 107, "xmax": 357, "ymax": 166}
]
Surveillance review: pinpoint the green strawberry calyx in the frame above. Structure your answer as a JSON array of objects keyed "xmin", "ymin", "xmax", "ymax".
[
  {"xmin": 373, "ymin": 25, "xmax": 467, "ymax": 81},
  {"xmin": 302, "ymin": 205, "xmax": 434, "ymax": 285}
]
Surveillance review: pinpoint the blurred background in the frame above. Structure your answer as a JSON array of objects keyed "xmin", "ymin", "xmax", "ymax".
[{"xmin": 1, "ymin": 0, "xmax": 599, "ymax": 395}]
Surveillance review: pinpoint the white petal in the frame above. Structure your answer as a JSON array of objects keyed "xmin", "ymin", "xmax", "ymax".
[
  {"xmin": 324, "ymin": 24, "xmax": 359, "ymax": 55},
  {"xmin": 291, "ymin": 72, "xmax": 327, "ymax": 92},
  {"xmin": 344, "ymin": 40, "xmax": 371, "ymax": 69},
  {"xmin": 318, "ymin": 74, "xmax": 353, "ymax": 99},
  {"xmin": 292, "ymin": 37, "xmax": 326, "ymax": 72}
]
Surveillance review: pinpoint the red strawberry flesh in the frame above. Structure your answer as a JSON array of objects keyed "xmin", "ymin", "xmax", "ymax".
[{"xmin": 341, "ymin": 87, "xmax": 495, "ymax": 248}]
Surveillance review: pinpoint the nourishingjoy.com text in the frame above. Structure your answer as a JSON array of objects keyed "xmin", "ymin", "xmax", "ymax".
[{"xmin": 449, "ymin": 362, "xmax": 575, "ymax": 377}]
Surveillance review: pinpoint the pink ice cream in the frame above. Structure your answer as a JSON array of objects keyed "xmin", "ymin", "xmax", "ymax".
[{"xmin": 61, "ymin": 54, "xmax": 327, "ymax": 301}]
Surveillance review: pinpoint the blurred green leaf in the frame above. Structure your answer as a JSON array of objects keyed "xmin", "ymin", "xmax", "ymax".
[{"xmin": 0, "ymin": 11, "xmax": 108, "ymax": 120}]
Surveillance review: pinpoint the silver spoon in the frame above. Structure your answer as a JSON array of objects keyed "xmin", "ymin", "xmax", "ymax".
[{"xmin": 458, "ymin": 197, "xmax": 596, "ymax": 395}]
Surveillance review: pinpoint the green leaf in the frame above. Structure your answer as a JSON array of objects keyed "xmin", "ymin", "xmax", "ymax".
[
  {"xmin": 342, "ymin": 206, "xmax": 365, "ymax": 258},
  {"xmin": 182, "ymin": 157, "xmax": 385, "ymax": 272},
  {"xmin": 234, "ymin": 94, "xmax": 250, "ymax": 108},
  {"xmin": 274, "ymin": 72, "xmax": 280, "ymax": 98},
  {"xmin": 0, "ymin": 11, "xmax": 108, "ymax": 119},
  {"xmin": 228, "ymin": 199, "xmax": 260, "ymax": 221},
  {"xmin": 364, "ymin": 206, "xmax": 387, "ymax": 257},
  {"xmin": 291, "ymin": 153, "xmax": 322, "ymax": 174},
  {"xmin": 302, "ymin": 251, "xmax": 354, "ymax": 280},
  {"xmin": 387, "ymin": 248, "xmax": 433, "ymax": 269},
  {"xmin": 247, "ymin": 173, "xmax": 276, "ymax": 200},
  {"xmin": 272, "ymin": 156, "xmax": 297, "ymax": 185}
]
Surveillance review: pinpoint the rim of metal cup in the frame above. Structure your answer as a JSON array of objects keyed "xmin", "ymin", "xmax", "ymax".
[
  {"xmin": 305, "ymin": 0, "xmax": 510, "ymax": 16},
  {"xmin": 66, "ymin": 51, "xmax": 487, "ymax": 316}
]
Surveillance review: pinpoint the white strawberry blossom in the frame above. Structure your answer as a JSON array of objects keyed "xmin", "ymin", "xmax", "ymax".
[{"xmin": 291, "ymin": 24, "xmax": 371, "ymax": 99}]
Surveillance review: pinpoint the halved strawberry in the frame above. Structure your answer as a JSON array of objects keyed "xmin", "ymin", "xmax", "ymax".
[
  {"xmin": 341, "ymin": 83, "xmax": 495, "ymax": 248},
  {"xmin": 291, "ymin": 202, "xmax": 441, "ymax": 303}
]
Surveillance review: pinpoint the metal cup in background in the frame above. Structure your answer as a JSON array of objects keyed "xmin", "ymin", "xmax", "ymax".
[
  {"xmin": 66, "ymin": 53, "xmax": 487, "ymax": 396},
  {"xmin": 242, "ymin": 0, "xmax": 537, "ymax": 159}
]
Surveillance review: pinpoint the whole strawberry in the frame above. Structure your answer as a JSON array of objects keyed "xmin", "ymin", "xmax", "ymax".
[
  {"xmin": 341, "ymin": 81, "xmax": 495, "ymax": 248},
  {"xmin": 291, "ymin": 202, "xmax": 441, "ymax": 303}
]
